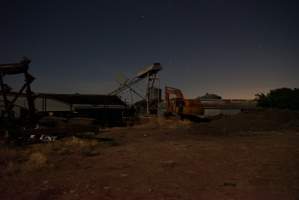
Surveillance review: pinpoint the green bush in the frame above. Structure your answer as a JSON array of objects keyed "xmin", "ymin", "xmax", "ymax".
[{"xmin": 255, "ymin": 88, "xmax": 299, "ymax": 110}]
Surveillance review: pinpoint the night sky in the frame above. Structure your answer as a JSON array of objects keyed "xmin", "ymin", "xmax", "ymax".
[{"xmin": 1, "ymin": 0, "xmax": 298, "ymax": 99}]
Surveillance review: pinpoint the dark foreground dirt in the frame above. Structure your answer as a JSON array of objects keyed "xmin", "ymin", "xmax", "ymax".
[{"xmin": 1, "ymin": 110, "xmax": 299, "ymax": 200}]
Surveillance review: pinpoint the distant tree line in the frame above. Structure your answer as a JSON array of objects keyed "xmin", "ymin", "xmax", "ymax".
[{"xmin": 255, "ymin": 88, "xmax": 299, "ymax": 110}]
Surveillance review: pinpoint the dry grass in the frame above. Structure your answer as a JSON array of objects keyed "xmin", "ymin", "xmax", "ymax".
[
  {"xmin": 0, "ymin": 148, "xmax": 48, "ymax": 174},
  {"xmin": 23, "ymin": 152, "xmax": 48, "ymax": 171},
  {"xmin": 0, "ymin": 136, "xmax": 103, "ymax": 175},
  {"xmin": 0, "ymin": 148, "xmax": 21, "ymax": 175},
  {"xmin": 61, "ymin": 137, "xmax": 101, "ymax": 156},
  {"xmin": 133, "ymin": 117, "xmax": 193, "ymax": 129},
  {"xmin": 63, "ymin": 136, "xmax": 98, "ymax": 147}
]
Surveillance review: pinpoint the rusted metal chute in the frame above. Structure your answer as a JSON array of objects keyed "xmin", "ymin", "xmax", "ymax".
[{"xmin": 109, "ymin": 63, "xmax": 162, "ymax": 115}]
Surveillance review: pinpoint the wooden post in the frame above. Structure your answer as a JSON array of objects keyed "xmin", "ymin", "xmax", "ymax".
[
  {"xmin": 0, "ymin": 73, "xmax": 9, "ymax": 117},
  {"xmin": 24, "ymin": 71, "xmax": 35, "ymax": 120},
  {"xmin": 146, "ymin": 73, "xmax": 150, "ymax": 115}
]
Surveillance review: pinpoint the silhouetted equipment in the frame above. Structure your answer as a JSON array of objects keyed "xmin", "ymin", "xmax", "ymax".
[
  {"xmin": 199, "ymin": 93, "xmax": 222, "ymax": 100},
  {"xmin": 36, "ymin": 93, "xmax": 128, "ymax": 127},
  {"xmin": 165, "ymin": 86, "xmax": 204, "ymax": 118},
  {"xmin": 0, "ymin": 57, "xmax": 35, "ymax": 125},
  {"xmin": 109, "ymin": 63, "xmax": 162, "ymax": 114},
  {"xmin": 37, "ymin": 93, "xmax": 126, "ymax": 108}
]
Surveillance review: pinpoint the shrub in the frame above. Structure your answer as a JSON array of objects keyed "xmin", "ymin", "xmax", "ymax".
[{"xmin": 255, "ymin": 88, "xmax": 299, "ymax": 110}]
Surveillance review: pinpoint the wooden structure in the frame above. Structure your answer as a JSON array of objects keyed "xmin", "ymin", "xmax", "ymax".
[{"xmin": 0, "ymin": 57, "xmax": 35, "ymax": 122}]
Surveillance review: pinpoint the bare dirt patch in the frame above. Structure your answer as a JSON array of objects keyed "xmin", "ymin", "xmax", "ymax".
[{"xmin": 1, "ymin": 110, "xmax": 299, "ymax": 200}]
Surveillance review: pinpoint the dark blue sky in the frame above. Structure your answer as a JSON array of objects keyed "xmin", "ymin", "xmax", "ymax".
[{"xmin": 1, "ymin": 0, "xmax": 298, "ymax": 99}]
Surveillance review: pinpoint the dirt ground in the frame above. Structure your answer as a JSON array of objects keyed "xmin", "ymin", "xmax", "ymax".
[{"xmin": 1, "ymin": 110, "xmax": 299, "ymax": 200}]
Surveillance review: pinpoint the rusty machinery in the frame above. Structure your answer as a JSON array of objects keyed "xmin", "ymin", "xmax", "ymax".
[
  {"xmin": 165, "ymin": 86, "xmax": 204, "ymax": 118},
  {"xmin": 109, "ymin": 63, "xmax": 162, "ymax": 115},
  {"xmin": 0, "ymin": 57, "xmax": 36, "ymax": 127}
]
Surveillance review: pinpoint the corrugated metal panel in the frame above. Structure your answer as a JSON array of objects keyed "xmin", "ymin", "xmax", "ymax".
[{"xmin": 39, "ymin": 93, "xmax": 127, "ymax": 106}]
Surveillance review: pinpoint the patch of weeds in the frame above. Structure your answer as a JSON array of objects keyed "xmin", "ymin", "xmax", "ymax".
[{"xmin": 23, "ymin": 152, "xmax": 48, "ymax": 171}]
